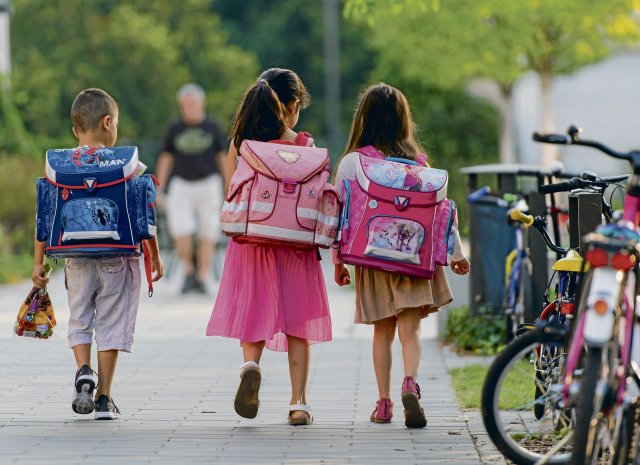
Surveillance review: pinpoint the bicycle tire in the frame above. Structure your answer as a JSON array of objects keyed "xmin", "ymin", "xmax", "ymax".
[
  {"xmin": 570, "ymin": 347, "xmax": 602, "ymax": 465},
  {"xmin": 534, "ymin": 369, "xmax": 546, "ymax": 420},
  {"xmin": 482, "ymin": 327, "xmax": 570, "ymax": 465},
  {"xmin": 612, "ymin": 403, "xmax": 635, "ymax": 465}
]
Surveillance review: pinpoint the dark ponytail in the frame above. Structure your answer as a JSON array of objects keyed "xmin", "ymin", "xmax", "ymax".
[{"xmin": 229, "ymin": 68, "xmax": 311, "ymax": 150}]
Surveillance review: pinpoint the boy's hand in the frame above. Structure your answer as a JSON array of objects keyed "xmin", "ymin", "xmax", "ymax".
[
  {"xmin": 334, "ymin": 264, "xmax": 351, "ymax": 286},
  {"xmin": 450, "ymin": 258, "xmax": 470, "ymax": 275},
  {"xmin": 31, "ymin": 264, "xmax": 50, "ymax": 288},
  {"xmin": 151, "ymin": 255, "xmax": 165, "ymax": 282}
]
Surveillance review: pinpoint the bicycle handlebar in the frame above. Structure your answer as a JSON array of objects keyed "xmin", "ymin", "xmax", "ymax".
[
  {"xmin": 532, "ymin": 132, "xmax": 570, "ymax": 145},
  {"xmin": 538, "ymin": 174, "xmax": 629, "ymax": 194},
  {"xmin": 523, "ymin": 214, "xmax": 569, "ymax": 255},
  {"xmin": 539, "ymin": 180, "xmax": 577, "ymax": 194},
  {"xmin": 533, "ymin": 126, "xmax": 640, "ymax": 171},
  {"xmin": 510, "ymin": 209, "xmax": 534, "ymax": 227}
]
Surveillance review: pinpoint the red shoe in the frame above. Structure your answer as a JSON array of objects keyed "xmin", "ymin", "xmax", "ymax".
[
  {"xmin": 401, "ymin": 376, "xmax": 427, "ymax": 428},
  {"xmin": 370, "ymin": 398, "xmax": 393, "ymax": 423}
]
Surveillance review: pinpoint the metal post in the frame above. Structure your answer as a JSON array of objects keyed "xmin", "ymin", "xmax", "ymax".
[
  {"xmin": 322, "ymin": 0, "xmax": 341, "ymax": 159},
  {"xmin": 568, "ymin": 192, "xmax": 602, "ymax": 251},
  {"xmin": 525, "ymin": 191, "xmax": 549, "ymax": 318},
  {"xmin": 497, "ymin": 173, "xmax": 517, "ymax": 194},
  {"xmin": 0, "ymin": 0, "xmax": 10, "ymax": 83}
]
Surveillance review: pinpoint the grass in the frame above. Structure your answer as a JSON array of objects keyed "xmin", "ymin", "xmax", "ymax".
[{"xmin": 449, "ymin": 360, "xmax": 536, "ymax": 411}]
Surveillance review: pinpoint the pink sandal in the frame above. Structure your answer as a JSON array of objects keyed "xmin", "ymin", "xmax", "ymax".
[
  {"xmin": 401, "ymin": 376, "xmax": 427, "ymax": 428},
  {"xmin": 370, "ymin": 398, "xmax": 393, "ymax": 423}
]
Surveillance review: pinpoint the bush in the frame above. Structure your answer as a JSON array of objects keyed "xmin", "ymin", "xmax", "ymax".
[
  {"xmin": 0, "ymin": 155, "xmax": 42, "ymax": 283},
  {"xmin": 443, "ymin": 306, "xmax": 505, "ymax": 355}
]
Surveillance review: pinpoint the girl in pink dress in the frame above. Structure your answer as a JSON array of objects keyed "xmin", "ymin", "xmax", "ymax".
[{"xmin": 206, "ymin": 68, "xmax": 331, "ymax": 425}]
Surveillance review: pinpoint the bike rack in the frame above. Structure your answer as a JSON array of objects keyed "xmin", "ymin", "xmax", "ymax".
[{"xmin": 567, "ymin": 191, "xmax": 602, "ymax": 251}]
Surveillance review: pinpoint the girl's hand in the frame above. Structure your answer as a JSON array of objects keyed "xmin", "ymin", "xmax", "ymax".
[
  {"xmin": 334, "ymin": 264, "xmax": 351, "ymax": 286},
  {"xmin": 450, "ymin": 258, "xmax": 470, "ymax": 275}
]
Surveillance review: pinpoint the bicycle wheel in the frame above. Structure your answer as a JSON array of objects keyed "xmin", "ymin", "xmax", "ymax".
[
  {"xmin": 612, "ymin": 402, "xmax": 635, "ymax": 465},
  {"xmin": 570, "ymin": 347, "xmax": 602, "ymax": 465},
  {"xmin": 482, "ymin": 327, "xmax": 572, "ymax": 465},
  {"xmin": 534, "ymin": 369, "xmax": 546, "ymax": 420}
]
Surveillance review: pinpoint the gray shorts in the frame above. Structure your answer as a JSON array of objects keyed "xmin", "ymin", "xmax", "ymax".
[{"xmin": 65, "ymin": 256, "xmax": 141, "ymax": 352}]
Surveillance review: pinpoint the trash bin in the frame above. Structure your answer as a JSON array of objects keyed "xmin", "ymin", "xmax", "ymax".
[
  {"xmin": 467, "ymin": 193, "xmax": 515, "ymax": 313},
  {"xmin": 461, "ymin": 164, "xmax": 550, "ymax": 317}
]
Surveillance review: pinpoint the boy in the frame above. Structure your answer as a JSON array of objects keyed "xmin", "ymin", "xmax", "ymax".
[{"xmin": 32, "ymin": 88, "xmax": 164, "ymax": 420}]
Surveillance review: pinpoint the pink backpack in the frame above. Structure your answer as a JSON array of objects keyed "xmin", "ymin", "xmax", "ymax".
[
  {"xmin": 336, "ymin": 146, "xmax": 457, "ymax": 279},
  {"xmin": 221, "ymin": 135, "xmax": 340, "ymax": 249}
]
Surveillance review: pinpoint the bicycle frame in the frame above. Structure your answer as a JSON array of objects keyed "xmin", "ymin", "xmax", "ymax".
[{"xmin": 562, "ymin": 188, "xmax": 640, "ymax": 406}]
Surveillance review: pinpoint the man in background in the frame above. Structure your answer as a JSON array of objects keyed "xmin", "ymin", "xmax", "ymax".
[{"xmin": 156, "ymin": 83, "xmax": 226, "ymax": 293}]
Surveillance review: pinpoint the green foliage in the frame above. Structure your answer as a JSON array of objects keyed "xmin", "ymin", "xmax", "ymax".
[
  {"xmin": 213, "ymin": 0, "xmax": 376, "ymax": 157},
  {"xmin": 0, "ymin": 252, "xmax": 34, "ymax": 284},
  {"xmin": 0, "ymin": 156, "xmax": 39, "ymax": 253},
  {"xmin": 10, "ymin": 0, "xmax": 258, "ymax": 144},
  {"xmin": 444, "ymin": 306, "xmax": 505, "ymax": 355},
  {"xmin": 0, "ymin": 88, "xmax": 34, "ymax": 155},
  {"xmin": 345, "ymin": 0, "xmax": 640, "ymax": 88}
]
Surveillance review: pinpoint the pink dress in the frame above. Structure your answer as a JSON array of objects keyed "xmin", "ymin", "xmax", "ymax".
[{"xmin": 206, "ymin": 133, "xmax": 332, "ymax": 352}]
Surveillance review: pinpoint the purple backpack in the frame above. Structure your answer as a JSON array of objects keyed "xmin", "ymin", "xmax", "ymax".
[{"xmin": 336, "ymin": 146, "xmax": 457, "ymax": 279}]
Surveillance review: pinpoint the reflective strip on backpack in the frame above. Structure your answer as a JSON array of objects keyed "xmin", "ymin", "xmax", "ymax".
[
  {"xmin": 314, "ymin": 234, "xmax": 335, "ymax": 247},
  {"xmin": 250, "ymin": 201, "xmax": 274, "ymax": 213},
  {"xmin": 297, "ymin": 208, "xmax": 339, "ymax": 227},
  {"xmin": 246, "ymin": 224, "xmax": 315, "ymax": 242},
  {"xmin": 222, "ymin": 201, "xmax": 248, "ymax": 213},
  {"xmin": 62, "ymin": 231, "xmax": 121, "ymax": 242},
  {"xmin": 222, "ymin": 223, "xmax": 247, "ymax": 233}
]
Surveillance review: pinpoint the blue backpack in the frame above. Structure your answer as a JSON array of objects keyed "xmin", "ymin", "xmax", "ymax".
[{"xmin": 35, "ymin": 146, "xmax": 157, "ymax": 261}]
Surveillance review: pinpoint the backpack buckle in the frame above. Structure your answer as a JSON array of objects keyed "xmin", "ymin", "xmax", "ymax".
[
  {"xmin": 84, "ymin": 178, "xmax": 98, "ymax": 193},
  {"xmin": 282, "ymin": 179, "xmax": 297, "ymax": 193},
  {"xmin": 394, "ymin": 196, "xmax": 410, "ymax": 211}
]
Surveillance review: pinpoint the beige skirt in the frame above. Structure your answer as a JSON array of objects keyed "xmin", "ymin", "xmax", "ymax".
[{"xmin": 354, "ymin": 266, "xmax": 454, "ymax": 324}]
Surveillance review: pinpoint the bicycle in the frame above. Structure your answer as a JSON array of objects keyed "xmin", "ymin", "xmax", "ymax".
[
  {"xmin": 533, "ymin": 126, "xmax": 640, "ymax": 465},
  {"xmin": 481, "ymin": 169, "xmax": 626, "ymax": 465},
  {"xmin": 504, "ymin": 197, "xmax": 535, "ymax": 342}
]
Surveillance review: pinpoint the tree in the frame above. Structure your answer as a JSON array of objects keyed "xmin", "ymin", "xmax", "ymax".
[
  {"xmin": 0, "ymin": 85, "xmax": 33, "ymax": 156},
  {"xmin": 345, "ymin": 0, "xmax": 639, "ymax": 166},
  {"xmin": 213, "ymin": 0, "xmax": 376, "ymax": 158},
  {"xmin": 9, "ymin": 0, "xmax": 258, "ymax": 153}
]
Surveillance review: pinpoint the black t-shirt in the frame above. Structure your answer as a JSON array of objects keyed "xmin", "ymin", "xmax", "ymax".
[{"xmin": 161, "ymin": 117, "xmax": 226, "ymax": 181}]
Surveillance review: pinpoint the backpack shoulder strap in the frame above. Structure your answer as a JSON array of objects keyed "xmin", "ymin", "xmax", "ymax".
[
  {"xmin": 357, "ymin": 145, "xmax": 384, "ymax": 160},
  {"xmin": 416, "ymin": 153, "xmax": 428, "ymax": 167},
  {"xmin": 295, "ymin": 132, "xmax": 314, "ymax": 147}
]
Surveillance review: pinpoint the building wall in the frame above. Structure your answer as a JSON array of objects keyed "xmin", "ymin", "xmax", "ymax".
[{"xmin": 514, "ymin": 50, "xmax": 640, "ymax": 175}]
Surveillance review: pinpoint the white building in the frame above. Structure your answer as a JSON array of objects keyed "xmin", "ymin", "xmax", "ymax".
[{"xmin": 514, "ymin": 50, "xmax": 640, "ymax": 175}]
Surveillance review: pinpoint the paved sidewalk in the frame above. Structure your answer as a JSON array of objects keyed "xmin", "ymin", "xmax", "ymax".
[{"xmin": 0, "ymin": 256, "xmax": 496, "ymax": 465}]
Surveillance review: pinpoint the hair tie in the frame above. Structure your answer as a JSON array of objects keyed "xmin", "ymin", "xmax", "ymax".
[{"xmin": 257, "ymin": 78, "xmax": 270, "ymax": 87}]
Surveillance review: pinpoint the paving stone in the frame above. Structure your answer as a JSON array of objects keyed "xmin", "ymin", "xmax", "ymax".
[{"xmin": 0, "ymin": 256, "xmax": 498, "ymax": 464}]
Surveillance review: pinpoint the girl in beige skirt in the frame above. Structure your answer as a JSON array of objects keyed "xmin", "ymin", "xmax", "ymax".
[{"xmin": 333, "ymin": 83, "xmax": 470, "ymax": 428}]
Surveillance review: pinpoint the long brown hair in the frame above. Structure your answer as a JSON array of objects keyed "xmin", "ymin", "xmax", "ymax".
[
  {"xmin": 342, "ymin": 83, "xmax": 425, "ymax": 162},
  {"xmin": 229, "ymin": 68, "xmax": 310, "ymax": 150}
]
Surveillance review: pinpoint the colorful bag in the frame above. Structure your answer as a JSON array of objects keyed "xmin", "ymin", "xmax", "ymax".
[
  {"xmin": 35, "ymin": 146, "xmax": 157, "ymax": 258},
  {"xmin": 336, "ymin": 146, "xmax": 457, "ymax": 279},
  {"xmin": 14, "ymin": 264, "xmax": 56, "ymax": 339},
  {"xmin": 221, "ymin": 138, "xmax": 340, "ymax": 249}
]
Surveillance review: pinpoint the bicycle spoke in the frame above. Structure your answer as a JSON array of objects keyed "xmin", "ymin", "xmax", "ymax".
[{"xmin": 483, "ymin": 329, "xmax": 572, "ymax": 464}]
